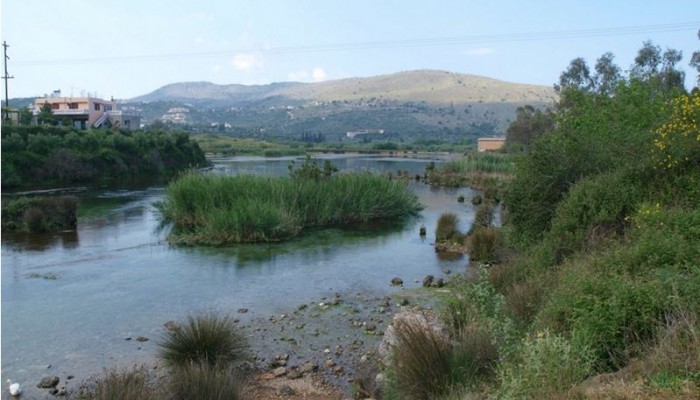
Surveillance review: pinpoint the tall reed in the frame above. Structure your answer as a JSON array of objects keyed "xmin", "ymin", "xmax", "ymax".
[{"xmin": 157, "ymin": 171, "xmax": 422, "ymax": 244}]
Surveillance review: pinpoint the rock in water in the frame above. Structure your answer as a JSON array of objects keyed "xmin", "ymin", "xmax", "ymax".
[
  {"xmin": 7, "ymin": 380, "xmax": 21, "ymax": 397},
  {"xmin": 37, "ymin": 376, "xmax": 60, "ymax": 388}
]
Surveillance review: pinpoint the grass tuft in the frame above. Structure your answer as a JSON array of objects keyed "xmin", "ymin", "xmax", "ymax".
[{"xmin": 158, "ymin": 313, "xmax": 250, "ymax": 369}]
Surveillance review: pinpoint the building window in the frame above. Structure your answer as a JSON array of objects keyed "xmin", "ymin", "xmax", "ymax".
[
  {"xmin": 104, "ymin": 105, "xmax": 112, "ymax": 112},
  {"xmin": 94, "ymin": 103, "xmax": 100, "ymax": 111},
  {"xmin": 68, "ymin": 102, "xmax": 79, "ymax": 109},
  {"xmin": 51, "ymin": 103, "xmax": 60, "ymax": 110}
]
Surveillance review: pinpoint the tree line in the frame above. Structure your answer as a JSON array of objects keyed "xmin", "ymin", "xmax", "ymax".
[{"xmin": 1, "ymin": 126, "xmax": 207, "ymax": 187}]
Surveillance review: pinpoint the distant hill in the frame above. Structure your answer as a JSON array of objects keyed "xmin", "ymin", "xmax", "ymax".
[
  {"xmin": 125, "ymin": 70, "xmax": 558, "ymax": 142},
  {"xmin": 131, "ymin": 70, "xmax": 556, "ymax": 106}
]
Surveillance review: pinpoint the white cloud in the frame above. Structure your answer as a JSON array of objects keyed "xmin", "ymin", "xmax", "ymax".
[
  {"xmin": 312, "ymin": 67, "xmax": 327, "ymax": 82},
  {"xmin": 230, "ymin": 54, "xmax": 263, "ymax": 71},
  {"xmin": 464, "ymin": 47, "xmax": 495, "ymax": 56}
]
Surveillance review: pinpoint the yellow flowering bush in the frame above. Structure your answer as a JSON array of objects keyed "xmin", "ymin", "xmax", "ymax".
[{"xmin": 653, "ymin": 92, "xmax": 700, "ymax": 170}]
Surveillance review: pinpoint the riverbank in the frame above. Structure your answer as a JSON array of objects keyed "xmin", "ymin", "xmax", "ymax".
[{"xmin": 35, "ymin": 285, "xmax": 449, "ymax": 399}]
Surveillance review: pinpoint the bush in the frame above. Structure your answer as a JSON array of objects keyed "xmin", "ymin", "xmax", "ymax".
[
  {"xmin": 471, "ymin": 203, "xmax": 494, "ymax": 232},
  {"xmin": 167, "ymin": 363, "xmax": 245, "ymax": 400},
  {"xmin": 385, "ymin": 317, "xmax": 454, "ymax": 399},
  {"xmin": 467, "ymin": 227, "xmax": 498, "ymax": 262},
  {"xmin": 539, "ymin": 264, "xmax": 667, "ymax": 370},
  {"xmin": 158, "ymin": 313, "xmax": 250, "ymax": 368},
  {"xmin": 2, "ymin": 196, "xmax": 78, "ymax": 232},
  {"xmin": 498, "ymin": 330, "xmax": 594, "ymax": 398},
  {"xmin": 77, "ymin": 366, "xmax": 156, "ymax": 400},
  {"xmin": 436, "ymin": 213, "xmax": 459, "ymax": 242}
]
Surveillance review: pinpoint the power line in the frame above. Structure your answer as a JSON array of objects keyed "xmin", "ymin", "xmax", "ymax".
[{"xmin": 15, "ymin": 21, "xmax": 700, "ymax": 67}]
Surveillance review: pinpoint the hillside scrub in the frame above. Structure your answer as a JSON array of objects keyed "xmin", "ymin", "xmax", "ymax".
[
  {"xmin": 1, "ymin": 126, "xmax": 206, "ymax": 188},
  {"xmin": 380, "ymin": 43, "xmax": 700, "ymax": 399},
  {"xmin": 156, "ymin": 170, "xmax": 422, "ymax": 244}
]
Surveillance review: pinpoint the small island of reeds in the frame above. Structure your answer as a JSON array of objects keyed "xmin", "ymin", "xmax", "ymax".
[{"xmin": 156, "ymin": 167, "xmax": 423, "ymax": 245}]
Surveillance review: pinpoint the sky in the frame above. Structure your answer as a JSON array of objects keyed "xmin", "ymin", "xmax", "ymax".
[{"xmin": 1, "ymin": 0, "xmax": 699, "ymax": 100}]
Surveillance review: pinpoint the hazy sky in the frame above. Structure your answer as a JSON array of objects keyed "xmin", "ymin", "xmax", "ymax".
[{"xmin": 1, "ymin": 0, "xmax": 698, "ymax": 99}]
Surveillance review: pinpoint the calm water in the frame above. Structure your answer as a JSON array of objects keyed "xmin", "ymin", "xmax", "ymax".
[{"xmin": 1, "ymin": 155, "xmax": 477, "ymax": 397}]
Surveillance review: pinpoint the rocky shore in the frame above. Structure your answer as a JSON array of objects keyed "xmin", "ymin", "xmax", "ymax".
[{"xmin": 19, "ymin": 277, "xmax": 452, "ymax": 399}]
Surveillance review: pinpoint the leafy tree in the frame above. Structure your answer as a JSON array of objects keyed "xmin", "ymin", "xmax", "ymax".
[
  {"xmin": 594, "ymin": 52, "xmax": 622, "ymax": 95},
  {"xmin": 504, "ymin": 105, "xmax": 555, "ymax": 152},
  {"xmin": 556, "ymin": 57, "xmax": 593, "ymax": 92},
  {"xmin": 689, "ymin": 29, "xmax": 700, "ymax": 87},
  {"xmin": 631, "ymin": 41, "xmax": 685, "ymax": 94},
  {"xmin": 19, "ymin": 107, "xmax": 33, "ymax": 125},
  {"xmin": 37, "ymin": 103, "xmax": 57, "ymax": 126}
]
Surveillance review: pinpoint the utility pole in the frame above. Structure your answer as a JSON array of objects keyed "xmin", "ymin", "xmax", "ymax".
[{"xmin": 3, "ymin": 41, "xmax": 14, "ymax": 120}]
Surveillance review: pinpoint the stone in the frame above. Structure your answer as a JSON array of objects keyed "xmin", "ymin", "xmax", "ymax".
[
  {"xmin": 38, "ymin": 376, "xmax": 60, "ymax": 388},
  {"xmin": 364, "ymin": 323, "xmax": 377, "ymax": 332},
  {"xmin": 49, "ymin": 388, "xmax": 59, "ymax": 396},
  {"xmin": 287, "ymin": 369, "xmax": 303, "ymax": 379},
  {"xmin": 324, "ymin": 359, "xmax": 335, "ymax": 368},
  {"xmin": 136, "ymin": 336, "xmax": 149, "ymax": 342},
  {"xmin": 300, "ymin": 362, "xmax": 318, "ymax": 373},
  {"xmin": 333, "ymin": 366, "xmax": 344, "ymax": 374},
  {"xmin": 422, "ymin": 275, "xmax": 434, "ymax": 287},
  {"xmin": 472, "ymin": 194, "xmax": 483, "ymax": 205},
  {"xmin": 237, "ymin": 308, "xmax": 249, "ymax": 314},
  {"xmin": 390, "ymin": 277, "xmax": 403, "ymax": 286},
  {"xmin": 164, "ymin": 320, "xmax": 181, "ymax": 331},
  {"xmin": 278, "ymin": 385, "xmax": 295, "ymax": 396},
  {"xmin": 272, "ymin": 366, "xmax": 287, "ymax": 377},
  {"xmin": 432, "ymin": 278, "xmax": 445, "ymax": 288}
]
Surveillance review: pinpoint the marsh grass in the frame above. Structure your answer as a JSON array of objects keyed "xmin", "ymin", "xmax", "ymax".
[
  {"xmin": 388, "ymin": 318, "xmax": 453, "ymax": 399},
  {"xmin": 467, "ymin": 226, "xmax": 498, "ymax": 262},
  {"xmin": 158, "ymin": 171, "xmax": 422, "ymax": 244},
  {"xmin": 1, "ymin": 196, "xmax": 77, "ymax": 232},
  {"xmin": 387, "ymin": 318, "xmax": 498, "ymax": 399},
  {"xmin": 77, "ymin": 366, "xmax": 156, "ymax": 400},
  {"xmin": 436, "ymin": 213, "xmax": 460, "ymax": 242},
  {"xmin": 158, "ymin": 313, "xmax": 250, "ymax": 369},
  {"xmin": 167, "ymin": 363, "xmax": 245, "ymax": 400}
]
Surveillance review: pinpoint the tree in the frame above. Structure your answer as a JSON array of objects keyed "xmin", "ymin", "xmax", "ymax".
[
  {"xmin": 18, "ymin": 106, "xmax": 33, "ymax": 125},
  {"xmin": 688, "ymin": 29, "xmax": 700, "ymax": 87},
  {"xmin": 504, "ymin": 105, "xmax": 555, "ymax": 152},
  {"xmin": 594, "ymin": 52, "xmax": 622, "ymax": 95},
  {"xmin": 556, "ymin": 57, "xmax": 594, "ymax": 92},
  {"xmin": 37, "ymin": 102, "xmax": 58, "ymax": 125},
  {"xmin": 631, "ymin": 41, "xmax": 685, "ymax": 94}
]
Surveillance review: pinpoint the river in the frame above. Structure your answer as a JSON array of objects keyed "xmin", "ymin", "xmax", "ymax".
[{"xmin": 1, "ymin": 154, "xmax": 477, "ymax": 398}]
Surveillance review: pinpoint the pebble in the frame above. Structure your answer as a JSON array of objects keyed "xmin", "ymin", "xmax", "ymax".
[
  {"xmin": 136, "ymin": 336, "xmax": 149, "ymax": 342},
  {"xmin": 278, "ymin": 385, "xmax": 295, "ymax": 396},
  {"xmin": 237, "ymin": 308, "xmax": 249, "ymax": 314},
  {"xmin": 272, "ymin": 366, "xmax": 287, "ymax": 377}
]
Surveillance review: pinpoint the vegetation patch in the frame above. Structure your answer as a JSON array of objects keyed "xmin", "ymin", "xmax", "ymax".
[
  {"xmin": 157, "ymin": 168, "xmax": 422, "ymax": 245},
  {"xmin": 1, "ymin": 195, "xmax": 78, "ymax": 233}
]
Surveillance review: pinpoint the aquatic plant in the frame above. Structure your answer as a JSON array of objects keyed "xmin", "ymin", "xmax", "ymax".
[{"xmin": 157, "ymin": 170, "xmax": 423, "ymax": 244}]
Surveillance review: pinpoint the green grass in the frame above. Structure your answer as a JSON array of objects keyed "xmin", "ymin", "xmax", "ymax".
[
  {"xmin": 157, "ymin": 170, "xmax": 423, "ymax": 244},
  {"xmin": 158, "ymin": 313, "xmax": 250, "ymax": 368},
  {"xmin": 76, "ymin": 366, "xmax": 156, "ymax": 400},
  {"xmin": 167, "ymin": 363, "xmax": 245, "ymax": 400}
]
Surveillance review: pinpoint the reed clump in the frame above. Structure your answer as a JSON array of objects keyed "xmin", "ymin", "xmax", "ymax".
[{"xmin": 157, "ymin": 170, "xmax": 423, "ymax": 245}]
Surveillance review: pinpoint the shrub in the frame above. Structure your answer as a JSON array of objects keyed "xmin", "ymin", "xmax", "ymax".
[
  {"xmin": 386, "ymin": 317, "xmax": 454, "ymax": 400},
  {"xmin": 471, "ymin": 203, "xmax": 494, "ymax": 232},
  {"xmin": 539, "ymin": 265, "xmax": 667, "ymax": 370},
  {"xmin": 467, "ymin": 227, "xmax": 498, "ymax": 262},
  {"xmin": 504, "ymin": 277, "xmax": 548, "ymax": 327},
  {"xmin": 498, "ymin": 330, "xmax": 594, "ymax": 398},
  {"xmin": 436, "ymin": 213, "xmax": 459, "ymax": 242},
  {"xmin": 158, "ymin": 313, "xmax": 250, "ymax": 369},
  {"xmin": 2, "ymin": 196, "xmax": 78, "ymax": 232},
  {"xmin": 167, "ymin": 363, "xmax": 245, "ymax": 400},
  {"xmin": 77, "ymin": 366, "xmax": 156, "ymax": 400}
]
